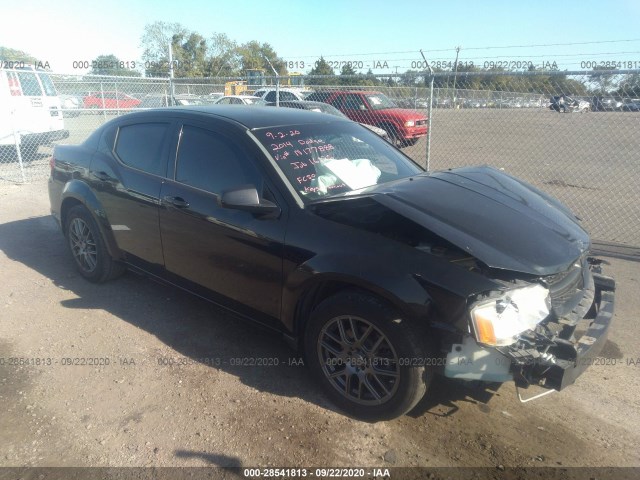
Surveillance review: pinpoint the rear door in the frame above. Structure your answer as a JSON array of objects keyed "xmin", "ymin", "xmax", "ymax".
[
  {"xmin": 159, "ymin": 120, "xmax": 287, "ymax": 324},
  {"xmin": 89, "ymin": 116, "xmax": 175, "ymax": 272}
]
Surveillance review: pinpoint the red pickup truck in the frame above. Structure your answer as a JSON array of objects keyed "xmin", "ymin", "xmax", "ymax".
[{"xmin": 306, "ymin": 90, "xmax": 427, "ymax": 147}]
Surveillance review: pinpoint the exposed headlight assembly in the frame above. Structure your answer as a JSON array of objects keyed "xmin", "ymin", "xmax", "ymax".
[{"xmin": 470, "ymin": 284, "xmax": 551, "ymax": 346}]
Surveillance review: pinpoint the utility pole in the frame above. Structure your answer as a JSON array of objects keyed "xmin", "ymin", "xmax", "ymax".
[{"xmin": 452, "ymin": 45, "xmax": 461, "ymax": 108}]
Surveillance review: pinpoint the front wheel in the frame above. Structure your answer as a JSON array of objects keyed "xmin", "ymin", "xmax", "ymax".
[
  {"xmin": 304, "ymin": 291, "xmax": 433, "ymax": 421},
  {"xmin": 65, "ymin": 205, "xmax": 125, "ymax": 283}
]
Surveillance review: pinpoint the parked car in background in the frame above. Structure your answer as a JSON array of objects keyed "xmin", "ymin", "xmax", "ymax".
[
  {"xmin": 549, "ymin": 95, "xmax": 590, "ymax": 113},
  {"xmin": 306, "ymin": 90, "xmax": 427, "ymax": 147},
  {"xmin": 48, "ymin": 105, "xmax": 615, "ymax": 421},
  {"xmin": 214, "ymin": 95, "xmax": 266, "ymax": 105},
  {"xmin": 266, "ymin": 100, "xmax": 389, "ymax": 140},
  {"xmin": 138, "ymin": 94, "xmax": 206, "ymax": 108},
  {"xmin": 83, "ymin": 91, "xmax": 141, "ymax": 110},
  {"xmin": 591, "ymin": 96, "xmax": 623, "ymax": 111},
  {"xmin": 621, "ymin": 99, "xmax": 640, "ymax": 112},
  {"xmin": 0, "ymin": 64, "xmax": 68, "ymax": 155},
  {"xmin": 59, "ymin": 94, "xmax": 82, "ymax": 117},
  {"xmin": 253, "ymin": 87, "xmax": 313, "ymax": 103}
]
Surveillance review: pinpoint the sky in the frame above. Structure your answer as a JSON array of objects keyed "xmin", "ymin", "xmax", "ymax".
[{"xmin": 2, "ymin": 0, "xmax": 640, "ymax": 75}]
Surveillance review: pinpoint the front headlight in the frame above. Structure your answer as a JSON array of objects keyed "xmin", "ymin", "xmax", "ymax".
[
  {"xmin": 470, "ymin": 284, "xmax": 551, "ymax": 346},
  {"xmin": 404, "ymin": 120, "xmax": 415, "ymax": 127}
]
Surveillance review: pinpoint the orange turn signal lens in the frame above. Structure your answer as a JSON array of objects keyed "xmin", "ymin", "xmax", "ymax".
[{"xmin": 473, "ymin": 314, "xmax": 497, "ymax": 346}]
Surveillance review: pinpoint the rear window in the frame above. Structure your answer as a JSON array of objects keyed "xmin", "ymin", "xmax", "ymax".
[
  {"xmin": 114, "ymin": 123, "xmax": 170, "ymax": 176},
  {"xmin": 16, "ymin": 72, "xmax": 42, "ymax": 96}
]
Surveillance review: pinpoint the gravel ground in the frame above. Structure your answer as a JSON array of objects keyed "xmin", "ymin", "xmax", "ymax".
[{"xmin": 0, "ymin": 180, "xmax": 639, "ymax": 478}]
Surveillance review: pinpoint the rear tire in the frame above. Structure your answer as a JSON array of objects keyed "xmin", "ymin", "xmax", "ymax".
[
  {"xmin": 65, "ymin": 205, "xmax": 125, "ymax": 283},
  {"xmin": 304, "ymin": 291, "xmax": 433, "ymax": 421}
]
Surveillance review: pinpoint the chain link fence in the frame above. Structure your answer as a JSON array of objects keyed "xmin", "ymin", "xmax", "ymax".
[{"xmin": 1, "ymin": 69, "xmax": 638, "ymax": 248}]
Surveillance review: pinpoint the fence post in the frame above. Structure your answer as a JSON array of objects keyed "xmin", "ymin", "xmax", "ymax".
[
  {"xmin": 100, "ymin": 82, "xmax": 106, "ymax": 121},
  {"xmin": 11, "ymin": 109, "xmax": 26, "ymax": 183},
  {"xmin": 114, "ymin": 79, "xmax": 120, "ymax": 116},
  {"xmin": 426, "ymin": 74, "xmax": 434, "ymax": 172}
]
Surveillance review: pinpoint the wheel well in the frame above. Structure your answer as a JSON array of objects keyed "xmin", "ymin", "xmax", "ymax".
[
  {"xmin": 294, "ymin": 280, "xmax": 403, "ymax": 347},
  {"xmin": 60, "ymin": 197, "xmax": 84, "ymax": 234},
  {"xmin": 377, "ymin": 122, "xmax": 399, "ymax": 137}
]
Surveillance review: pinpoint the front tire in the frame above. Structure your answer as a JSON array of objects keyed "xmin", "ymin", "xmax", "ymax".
[
  {"xmin": 65, "ymin": 205, "xmax": 125, "ymax": 283},
  {"xmin": 304, "ymin": 291, "xmax": 432, "ymax": 421}
]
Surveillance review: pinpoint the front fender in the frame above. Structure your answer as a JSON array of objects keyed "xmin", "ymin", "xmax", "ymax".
[{"xmin": 281, "ymin": 248, "xmax": 494, "ymax": 336}]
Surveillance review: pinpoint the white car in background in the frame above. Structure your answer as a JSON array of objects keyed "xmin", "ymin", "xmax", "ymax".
[
  {"xmin": 214, "ymin": 95, "xmax": 267, "ymax": 105},
  {"xmin": 252, "ymin": 87, "xmax": 314, "ymax": 103},
  {"xmin": 0, "ymin": 64, "xmax": 68, "ymax": 155}
]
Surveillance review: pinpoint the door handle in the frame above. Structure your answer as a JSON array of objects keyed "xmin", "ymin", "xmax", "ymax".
[{"xmin": 164, "ymin": 196, "xmax": 190, "ymax": 208}]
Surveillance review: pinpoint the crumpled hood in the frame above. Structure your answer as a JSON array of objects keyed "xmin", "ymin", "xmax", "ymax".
[{"xmin": 357, "ymin": 166, "xmax": 590, "ymax": 276}]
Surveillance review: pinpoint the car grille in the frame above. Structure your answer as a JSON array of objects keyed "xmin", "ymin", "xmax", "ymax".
[
  {"xmin": 415, "ymin": 119, "xmax": 427, "ymax": 126},
  {"xmin": 543, "ymin": 254, "xmax": 589, "ymax": 317}
]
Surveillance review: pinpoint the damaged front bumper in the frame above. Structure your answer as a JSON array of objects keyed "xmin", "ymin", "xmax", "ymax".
[
  {"xmin": 445, "ymin": 272, "xmax": 615, "ymax": 392},
  {"xmin": 507, "ymin": 273, "xmax": 615, "ymax": 391}
]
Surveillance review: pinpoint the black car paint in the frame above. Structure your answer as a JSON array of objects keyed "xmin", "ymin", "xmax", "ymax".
[
  {"xmin": 49, "ymin": 106, "xmax": 613, "ymax": 395},
  {"xmin": 314, "ymin": 167, "xmax": 590, "ymax": 276}
]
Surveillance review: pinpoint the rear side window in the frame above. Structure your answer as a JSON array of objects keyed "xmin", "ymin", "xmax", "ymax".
[
  {"xmin": 175, "ymin": 125, "xmax": 259, "ymax": 195},
  {"xmin": 37, "ymin": 73, "xmax": 57, "ymax": 96},
  {"xmin": 16, "ymin": 72, "xmax": 42, "ymax": 96},
  {"xmin": 114, "ymin": 123, "xmax": 169, "ymax": 176}
]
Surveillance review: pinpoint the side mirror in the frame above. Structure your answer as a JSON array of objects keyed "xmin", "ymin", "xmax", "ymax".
[{"xmin": 220, "ymin": 185, "xmax": 280, "ymax": 217}]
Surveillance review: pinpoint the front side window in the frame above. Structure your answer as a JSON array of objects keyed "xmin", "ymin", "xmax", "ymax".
[
  {"xmin": 253, "ymin": 121, "xmax": 422, "ymax": 201},
  {"xmin": 114, "ymin": 123, "xmax": 170, "ymax": 176},
  {"xmin": 344, "ymin": 94, "xmax": 366, "ymax": 110},
  {"xmin": 175, "ymin": 126, "xmax": 259, "ymax": 195}
]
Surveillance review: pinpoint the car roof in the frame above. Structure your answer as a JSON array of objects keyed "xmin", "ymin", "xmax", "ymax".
[
  {"xmin": 111, "ymin": 105, "xmax": 349, "ymax": 129},
  {"xmin": 313, "ymin": 90, "xmax": 382, "ymax": 95}
]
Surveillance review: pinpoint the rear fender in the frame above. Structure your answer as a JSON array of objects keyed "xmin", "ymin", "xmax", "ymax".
[{"xmin": 61, "ymin": 180, "xmax": 122, "ymax": 260}]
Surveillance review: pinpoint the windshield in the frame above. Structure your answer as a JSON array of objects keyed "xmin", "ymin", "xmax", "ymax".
[
  {"xmin": 253, "ymin": 121, "xmax": 422, "ymax": 202},
  {"xmin": 365, "ymin": 93, "xmax": 397, "ymax": 110}
]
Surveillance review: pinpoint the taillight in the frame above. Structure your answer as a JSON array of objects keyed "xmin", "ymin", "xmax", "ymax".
[
  {"xmin": 49, "ymin": 156, "xmax": 55, "ymax": 175},
  {"xmin": 7, "ymin": 72, "xmax": 22, "ymax": 96}
]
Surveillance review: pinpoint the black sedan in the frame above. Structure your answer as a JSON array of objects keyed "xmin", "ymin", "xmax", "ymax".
[{"xmin": 48, "ymin": 106, "xmax": 614, "ymax": 420}]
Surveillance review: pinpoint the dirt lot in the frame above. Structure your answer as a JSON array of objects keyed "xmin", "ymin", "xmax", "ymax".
[{"xmin": 0, "ymin": 181, "xmax": 639, "ymax": 479}]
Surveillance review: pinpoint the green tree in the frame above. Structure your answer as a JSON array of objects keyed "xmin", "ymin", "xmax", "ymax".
[
  {"xmin": 0, "ymin": 46, "xmax": 37, "ymax": 64},
  {"xmin": 308, "ymin": 57, "xmax": 335, "ymax": 85},
  {"xmin": 170, "ymin": 32, "xmax": 208, "ymax": 77},
  {"xmin": 617, "ymin": 73, "xmax": 640, "ymax": 98},
  {"xmin": 236, "ymin": 41, "xmax": 287, "ymax": 76},
  {"xmin": 208, "ymin": 33, "xmax": 241, "ymax": 77},
  {"xmin": 141, "ymin": 21, "xmax": 188, "ymax": 77},
  {"xmin": 589, "ymin": 66, "xmax": 620, "ymax": 95},
  {"xmin": 89, "ymin": 54, "xmax": 140, "ymax": 77}
]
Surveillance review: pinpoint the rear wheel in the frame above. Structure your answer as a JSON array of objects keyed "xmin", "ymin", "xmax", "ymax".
[
  {"xmin": 65, "ymin": 205, "xmax": 125, "ymax": 283},
  {"xmin": 304, "ymin": 291, "xmax": 433, "ymax": 421}
]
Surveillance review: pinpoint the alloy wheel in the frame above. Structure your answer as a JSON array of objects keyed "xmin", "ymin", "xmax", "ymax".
[{"xmin": 317, "ymin": 315, "xmax": 400, "ymax": 406}]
